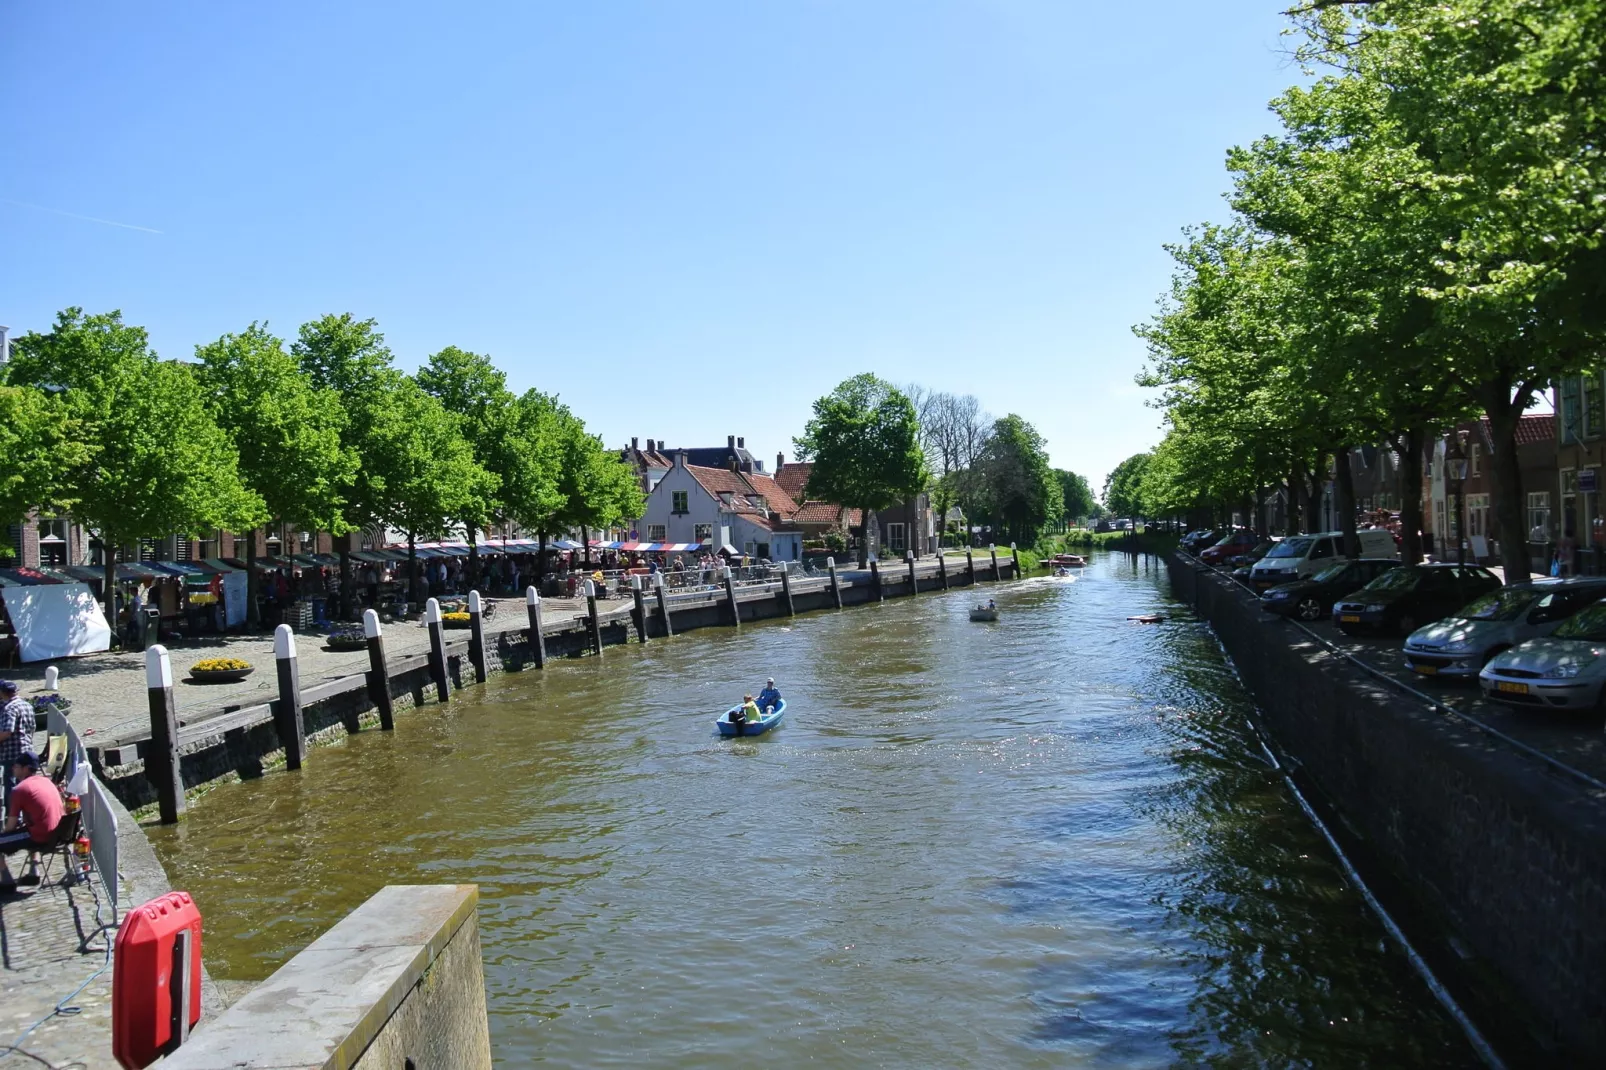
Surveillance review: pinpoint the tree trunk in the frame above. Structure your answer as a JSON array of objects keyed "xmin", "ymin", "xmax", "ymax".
[
  {"xmin": 582, "ymin": 526, "xmax": 591, "ymax": 568},
  {"xmin": 538, "ymin": 530, "xmax": 549, "ymax": 580},
  {"xmin": 1306, "ymin": 452, "xmax": 1329, "ymax": 534},
  {"xmin": 246, "ymin": 527, "xmax": 261, "ymax": 628},
  {"xmin": 99, "ymin": 532, "xmax": 117, "ymax": 638},
  {"xmin": 1285, "ymin": 466, "xmax": 1301, "ymax": 536},
  {"xmin": 467, "ymin": 526, "xmax": 480, "ymax": 590},
  {"xmin": 859, "ymin": 508, "xmax": 874, "ymax": 567},
  {"xmin": 407, "ymin": 532, "xmax": 418, "ymax": 603},
  {"xmin": 1333, "ymin": 449, "xmax": 1359, "ymax": 558},
  {"xmin": 1484, "ymin": 392, "xmax": 1532, "ymax": 584},
  {"xmin": 1293, "ymin": 461, "xmax": 1311, "ymax": 534},
  {"xmin": 1393, "ymin": 429, "xmax": 1426, "ymax": 566}
]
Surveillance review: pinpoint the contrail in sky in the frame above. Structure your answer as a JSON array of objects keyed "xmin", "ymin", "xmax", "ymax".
[{"xmin": 1, "ymin": 198, "xmax": 162, "ymax": 234}]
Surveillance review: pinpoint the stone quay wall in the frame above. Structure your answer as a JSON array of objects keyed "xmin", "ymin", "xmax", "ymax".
[
  {"xmin": 93, "ymin": 556, "xmax": 1019, "ymax": 811},
  {"xmin": 1167, "ymin": 553, "xmax": 1606, "ymax": 1060},
  {"xmin": 161, "ymin": 884, "xmax": 491, "ymax": 1070}
]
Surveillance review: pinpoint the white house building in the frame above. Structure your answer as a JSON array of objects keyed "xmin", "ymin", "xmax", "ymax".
[{"xmin": 640, "ymin": 453, "xmax": 803, "ymax": 561}]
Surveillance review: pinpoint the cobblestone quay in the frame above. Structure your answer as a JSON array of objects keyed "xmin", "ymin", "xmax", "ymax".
[{"xmin": 1168, "ymin": 551, "xmax": 1606, "ymax": 1061}]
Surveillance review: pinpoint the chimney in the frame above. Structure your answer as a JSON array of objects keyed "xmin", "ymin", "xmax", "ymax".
[
  {"xmin": 777, "ymin": 451, "xmax": 784, "ymax": 471},
  {"xmin": 729, "ymin": 458, "xmax": 738, "ymax": 472},
  {"xmin": 741, "ymin": 458, "xmax": 753, "ymax": 474},
  {"xmin": 631, "ymin": 437, "xmax": 639, "ymax": 450},
  {"xmin": 675, "ymin": 450, "xmax": 687, "ymax": 468},
  {"xmin": 728, "ymin": 435, "xmax": 736, "ymax": 450},
  {"xmin": 737, "ymin": 437, "xmax": 745, "ymax": 449},
  {"xmin": 646, "ymin": 438, "xmax": 654, "ymax": 452},
  {"xmin": 0, "ymin": 326, "xmax": 9, "ymax": 367}
]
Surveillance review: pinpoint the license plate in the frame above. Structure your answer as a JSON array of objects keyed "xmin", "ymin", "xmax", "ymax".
[
  {"xmin": 1414, "ymin": 664, "xmax": 1438, "ymax": 675},
  {"xmin": 1496, "ymin": 681, "xmax": 1530, "ymax": 695},
  {"xmin": 1340, "ymin": 615, "xmax": 1360, "ymax": 623}
]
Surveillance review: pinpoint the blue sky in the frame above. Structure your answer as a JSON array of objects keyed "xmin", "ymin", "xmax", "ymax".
[{"xmin": 3, "ymin": 2, "xmax": 1300, "ymax": 492}]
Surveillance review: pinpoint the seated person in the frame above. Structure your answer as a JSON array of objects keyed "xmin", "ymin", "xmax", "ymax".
[
  {"xmin": 987, "ymin": 598, "xmax": 997, "ymax": 611},
  {"xmin": 757, "ymin": 678, "xmax": 782, "ymax": 713},
  {"xmin": 739, "ymin": 695, "xmax": 762, "ymax": 722},
  {"xmin": 0, "ymin": 753, "xmax": 63, "ymax": 891}
]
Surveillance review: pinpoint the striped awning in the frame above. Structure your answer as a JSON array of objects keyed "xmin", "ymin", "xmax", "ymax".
[{"xmin": 592, "ymin": 541, "xmax": 700, "ymax": 553}]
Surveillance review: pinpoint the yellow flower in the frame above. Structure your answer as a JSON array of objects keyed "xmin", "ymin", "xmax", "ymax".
[
  {"xmin": 442, "ymin": 612, "xmax": 471, "ymax": 622},
  {"xmin": 192, "ymin": 658, "xmax": 251, "ymax": 672}
]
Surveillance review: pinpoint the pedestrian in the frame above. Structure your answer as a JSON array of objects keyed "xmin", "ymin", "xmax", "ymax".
[{"xmin": 0, "ymin": 682, "xmax": 37, "ymax": 812}]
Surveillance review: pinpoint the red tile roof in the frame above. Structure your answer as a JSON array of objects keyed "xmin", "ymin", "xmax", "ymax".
[
  {"xmin": 1478, "ymin": 413, "xmax": 1555, "ymax": 448},
  {"xmin": 684, "ymin": 465, "xmax": 799, "ymax": 517},
  {"xmin": 774, "ymin": 462, "xmax": 812, "ymax": 500}
]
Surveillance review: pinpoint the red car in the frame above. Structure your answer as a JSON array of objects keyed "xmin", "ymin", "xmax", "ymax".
[{"xmin": 1200, "ymin": 531, "xmax": 1259, "ymax": 566}]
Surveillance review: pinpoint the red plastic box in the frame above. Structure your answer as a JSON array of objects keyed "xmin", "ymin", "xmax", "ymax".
[{"xmin": 112, "ymin": 891, "xmax": 203, "ymax": 1069}]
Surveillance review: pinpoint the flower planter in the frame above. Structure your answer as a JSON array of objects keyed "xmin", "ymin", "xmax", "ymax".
[
  {"xmin": 323, "ymin": 635, "xmax": 367, "ymax": 652},
  {"xmin": 188, "ymin": 667, "xmax": 255, "ymax": 684},
  {"xmin": 442, "ymin": 619, "xmax": 471, "ymax": 630}
]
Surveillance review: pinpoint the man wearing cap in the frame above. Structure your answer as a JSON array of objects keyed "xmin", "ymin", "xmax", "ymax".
[
  {"xmin": 0, "ymin": 753, "xmax": 62, "ymax": 891},
  {"xmin": 757, "ymin": 678, "xmax": 782, "ymax": 714},
  {"xmin": 0, "ymin": 681, "xmax": 35, "ymax": 807}
]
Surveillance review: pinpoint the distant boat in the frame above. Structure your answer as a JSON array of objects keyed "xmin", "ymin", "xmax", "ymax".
[
  {"xmin": 970, "ymin": 606, "xmax": 1000, "ymax": 622},
  {"xmin": 1043, "ymin": 553, "xmax": 1086, "ymax": 569},
  {"xmin": 717, "ymin": 699, "xmax": 786, "ymax": 737}
]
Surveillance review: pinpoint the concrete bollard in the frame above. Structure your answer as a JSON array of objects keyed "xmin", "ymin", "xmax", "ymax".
[
  {"xmin": 990, "ymin": 543, "xmax": 1001, "ymax": 581},
  {"xmin": 145, "ymin": 645, "xmax": 184, "ymax": 824},
  {"xmin": 723, "ymin": 566, "xmax": 741, "ymax": 627},
  {"xmin": 938, "ymin": 550, "xmax": 950, "ymax": 590},
  {"xmin": 424, "ymin": 598, "xmax": 451, "ymax": 703},
  {"xmin": 585, "ymin": 580, "xmax": 604, "ymax": 656},
  {"xmin": 467, "ymin": 590, "xmax": 488, "ymax": 684},
  {"xmin": 966, "ymin": 549, "xmax": 976, "ymax": 585},
  {"xmin": 654, "ymin": 572, "xmax": 674, "ymax": 638},
  {"xmin": 870, "ymin": 558, "xmax": 884, "ymax": 602},
  {"xmin": 525, "ymin": 586, "xmax": 547, "ymax": 669},
  {"xmin": 906, "ymin": 550, "xmax": 917, "ymax": 596},
  {"xmin": 779, "ymin": 563, "xmax": 796, "ymax": 616},
  {"xmin": 1011, "ymin": 541, "xmax": 1020, "ymax": 577},
  {"xmin": 363, "ymin": 609, "xmax": 395, "ymax": 731},
  {"xmin": 827, "ymin": 556, "xmax": 844, "ymax": 609},
  {"xmin": 44, "ymin": 665, "xmax": 59, "ymax": 691},
  {"xmin": 631, "ymin": 576, "xmax": 649, "ymax": 644},
  {"xmin": 273, "ymin": 624, "xmax": 306, "ymax": 771}
]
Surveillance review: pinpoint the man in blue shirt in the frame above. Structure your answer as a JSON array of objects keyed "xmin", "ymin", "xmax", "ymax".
[{"xmin": 756, "ymin": 678, "xmax": 782, "ymax": 713}]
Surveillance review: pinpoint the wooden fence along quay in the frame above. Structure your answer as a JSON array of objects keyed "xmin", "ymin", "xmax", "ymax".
[{"xmin": 102, "ymin": 549, "xmax": 1024, "ymax": 819}]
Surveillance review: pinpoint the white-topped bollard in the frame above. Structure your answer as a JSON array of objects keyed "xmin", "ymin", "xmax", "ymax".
[
  {"xmin": 1010, "ymin": 541, "xmax": 1020, "ymax": 577},
  {"xmin": 145, "ymin": 645, "xmax": 184, "ymax": 824},
  {"xmin": 826, "ymin": 556, "xmax": 843, "ymax": 609},
  {"xmin": 424, "ymin": 597, "xmax": 451, "ymax": 703},
  {"xmin": 273, "ymin": 624, "xmax": 306, "ymax": 771},
  {"xmin": 906, "ymin": 550, "xmax": 918, "ymax": 596},
  {"xmin": 525, "ymin": 586, "xmax": 547, "ymax": 669},
  {"xmin": 467, "ymin": 590, "xmax": 488, "ymax": 683},
  {"xmin": 989, "ymin": 543, "xmax": 1001, "ymax": 581},
  {"xmin": 584, "ymin": 579, "xmax": 604, "ymax": 656},
  {"xmin": 43, "ymin": 666, "xmax": 59, "ymax": 691},
  {"xmin": 653, "ymin": 571, "xmax": 674, "ymax": 638},
  {"xmin": 363, "ymin": 608, "xmax": 394, "ymax": 730}
]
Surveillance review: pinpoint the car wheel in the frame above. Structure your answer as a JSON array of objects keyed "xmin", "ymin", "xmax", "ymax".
[
  {"xmin": 1397, "ymin": 614, "xmax": 1417, "ymax": 637},
  {"xmin": 1297, "ymin": 596, "xmax": 1323, "ymax": 621}
]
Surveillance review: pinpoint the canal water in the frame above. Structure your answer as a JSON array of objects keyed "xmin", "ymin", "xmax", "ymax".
[{"xmin": 147, "ymin": 554, "xmax": 1478, "ymax": 1067}]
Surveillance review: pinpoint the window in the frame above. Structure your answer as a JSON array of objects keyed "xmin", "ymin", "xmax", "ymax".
[
  {"xmin": 1310, "ymin": 537, "xmax": 1334, "ymax": 560},
  {"xmin": 1470, "ymin": 444, "xmax": 1481, "ymax": 477},
  {"xmin": 232, "ymin": 537, "xmax": 249, "ymax": 560},
  {"xmin": 1465, "ymin": 493, "xmax": 1490, "ymax": 537},
  {"xmin": 37, "ymin": 517, "xmax": 68, "ymax": 566},
  {"xmin": 1586, "ymin": 371, "xmax": 1604, "ymax": 439},
  {"xmin": 1528, "ymin": 492, "xmax": 1551, "ymax": 537},
  {"xmin": 1563, "ymin": 376, "xmax": 1583, "ymax": 444},
  {"xmin": 647, "ymin": 524, "xmax": 667, "ymax": 541},
  {"xmin": 671, "ymin": 490, "xmax": 689, "ymax": 514},
  {"xmin": 694, "ymin": 523, "xmax": 713, "ymax": 542},
  {"xmin": 885, "ymin": 523, "xmax": 907, "ymax": 551}
]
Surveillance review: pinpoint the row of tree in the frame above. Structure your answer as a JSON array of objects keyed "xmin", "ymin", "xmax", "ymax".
[
  {"xmin": 792, "ymin": 375, "xmax": 1095, "ymax": 561},
  {"xmin": 1, "ymin": 308, "xmax": 643, "ymax": 620},
  {"xmin": 1131, "ymin": 0, "xmax": 1606, "ymax": 582}
]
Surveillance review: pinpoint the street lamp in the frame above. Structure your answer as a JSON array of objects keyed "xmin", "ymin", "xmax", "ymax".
[{"xmin": 1445, "ymin": 433, "xmax": 1469, "ymax": 567}]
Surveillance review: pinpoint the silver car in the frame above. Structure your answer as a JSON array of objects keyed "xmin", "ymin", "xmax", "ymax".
[
  {"xmin": 1404, "ymin": 578, "xmax": 1606, "ymax": 680},
  {"xmin": 1480, "ymin": 597, "xmax": 1606, "ymax": 710}
]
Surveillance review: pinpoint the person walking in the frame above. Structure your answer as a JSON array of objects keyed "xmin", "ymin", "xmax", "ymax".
[{"xmin": 0, "ymin": 682, "xmax": 37, "ymax": 812}]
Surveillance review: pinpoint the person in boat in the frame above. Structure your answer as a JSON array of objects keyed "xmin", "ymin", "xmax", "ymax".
[
  {"xmin": 737, "ymin": 694, "xmax": 762, "ymax": 723},
  {"xmin": 757, "ymin": 678, "xmax": 781, "ymax": 713},
  {"xmin": 987, "ymin": 598, "xmax": 996, "ymax": 611}
]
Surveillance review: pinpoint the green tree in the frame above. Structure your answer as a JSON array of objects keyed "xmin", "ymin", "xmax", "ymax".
[
  {"xmin": 0, "ymin": 386, "xmax": 96, "ymax": 555},
  {"xmin": 1054, "ymin": 470, "xmax": 1095, "ymax": 529},
  {"xmin": 975, "ymin": 415, "xmax": 1061, "ymax": 545},
  {"xmin": 1103, "ymin": 453, "xmax": 1153, "ymax": 521},
  {"xmin": 197, "ymin": 323, "xmax": 356, "ymax": 623},
  {"xmin": 417, "ymin": 346, "xmax": 514, "ymax": 583},
  {"xmin": 794, "ymin": 374, "xmax": 929, "ymax": 565},
  {"xmin": 5, "ymin": 309, "xmax": 265, "ymax": 622}
]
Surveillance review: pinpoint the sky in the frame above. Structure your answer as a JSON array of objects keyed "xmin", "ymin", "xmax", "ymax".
[{"xmin": 2, "ymin": 2, "xmax": 1303, "ymax": 493}]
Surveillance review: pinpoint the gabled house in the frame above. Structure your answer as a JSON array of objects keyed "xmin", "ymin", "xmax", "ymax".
[
  {"xmin": 775, "ymin": 454, "xmax": 933, "ymax": 557},
  {"xmin": 639, "ymin": 452, "xmax": 803, "ymax": 561}
]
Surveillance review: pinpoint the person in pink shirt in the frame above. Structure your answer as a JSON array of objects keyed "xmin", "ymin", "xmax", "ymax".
[{"xmin": 0, "ymin": 753, "xmax": 63, "ymax": 892}]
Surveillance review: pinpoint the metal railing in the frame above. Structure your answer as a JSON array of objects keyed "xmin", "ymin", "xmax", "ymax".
[{"xmin": 46, "ymin": 708, "xmax": 118, "ymax": 916}]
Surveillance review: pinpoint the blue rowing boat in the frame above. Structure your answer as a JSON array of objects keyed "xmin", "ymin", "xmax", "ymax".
[{"xmin": 716, "ymin": 698, "xmax": 786, "ymax": 737}]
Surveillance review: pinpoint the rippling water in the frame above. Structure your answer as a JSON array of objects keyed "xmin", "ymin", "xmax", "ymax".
[{"xmin": 147, "ymin": 553, "xmax": 1476, "ymax": 1067}]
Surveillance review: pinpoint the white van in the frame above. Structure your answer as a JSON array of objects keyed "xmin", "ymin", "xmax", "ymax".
[{"xmin": 1249, "ymin": 530, "xmax": 1397, "ymax": 589}]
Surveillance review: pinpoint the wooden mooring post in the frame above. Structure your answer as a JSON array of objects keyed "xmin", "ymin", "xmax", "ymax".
[
  {"xmin": 424, "ymin": 597, "xmax": 452, "ymax": 703},
  {"xmin": 654, "ymin": 572, "xmax": 675, "ymax": 637},
  {"xmin": 723, "ymin": 567, "xmax": 741, "ymax": 627},
  {"xmin": 525, "ymin": 586, "xmax": 547, "ymax": 669},
  {"xmin": 938, "ymin": 550, "xmax": 950, "ymax": 590},
  {"xmin": 362, "ymin": 608, "xmax": 394, "ymax": 730},
  {"xmin": 467, "ymin": 590, "xmax": 488, "ymax": 684},
  {"xmin": 989, "ymin": 544, "xmax": 1001, "ymax": 581},
  {"xmin": 870, "ymin": 559, "xmax": 884, "ymax": 602},
  {"xmin": 966, "ymin": 549, "xmax": 975, "ymax": 585},
  {"xmin": 906, "ymin": 551, "xmax": 917, "ymax": 596},
  {"xmin": 273, "ymin": 624, "xmax": 306, "ymax": 770},
  {"xmin": 778, "ymin": 563, "xmax": 796, "ymax": 616},
  {"xmin": 145, "ymin": 645, "xmax": 184, "ymax": 824},
  {"xmin": 585, "ymin": 580, "xmax": 604, "ymax": 656},
  {"xmin": 631, "ymin": 575, "xmax": 650, "ymax": 644},
  {"xmin": 827, "ymin": 557, "xmax": 844, "ymax": 609},
  {"xmin": 1010, "ymin": 542, "xmax": 1020, "ymax": 577}
]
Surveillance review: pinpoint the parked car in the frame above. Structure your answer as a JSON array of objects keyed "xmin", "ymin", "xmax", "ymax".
[
  {"xmin": 1479, "ymin": 598, "xmax": 1606, "ymax": 710},
  {"xmin": 1249, "ymin": 530, "xmax": 1397, "ymax": 589},
  {"xmin": 1403, "ymin": 578, "xmax": 1606, "ymax": 679},
  {"xmin": 1229, "ymin": 539, "xmax": 1279, "ymax": 580},
  {"xmin": 1332, "ymin": 563, "xmax": 1502, "ymax": 636},
  {"xmin": 1200, "ymin": 531, "xmax": 1259, "ymax": 566},
  {"xmin": 1260, "ymin": 558, "xmax": 1402, "ymax": 621},
  {"xmin": 1181, "ymin": 530, "xmax": 1221, "ymax": 554}
]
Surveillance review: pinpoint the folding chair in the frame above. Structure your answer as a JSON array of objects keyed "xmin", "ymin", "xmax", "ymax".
[{"xmin": 35, "ymin": 808, "xmax": 84, "ymax": 887}]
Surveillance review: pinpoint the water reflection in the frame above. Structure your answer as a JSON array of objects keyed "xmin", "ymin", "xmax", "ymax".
[{"xmin": 148, "ymin": 556, "xmax": 1474, "ymax": 1067}]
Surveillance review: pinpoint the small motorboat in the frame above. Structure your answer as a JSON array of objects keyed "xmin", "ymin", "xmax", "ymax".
[
  {"xmin": 1044, "ymin": 553, "xmax": 1087, "ymax": 569},
  {"xmin": 969, "ymin": 606, "xmax": 1000, "ymax": 622},
  {"xmin": 717, "ymin": 699, "xmax": 786, "ymax": 737}
]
